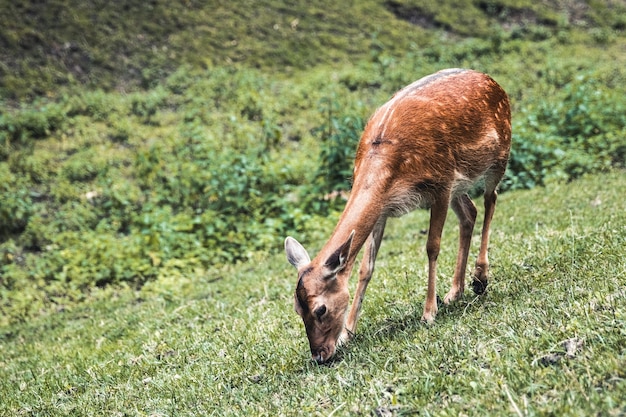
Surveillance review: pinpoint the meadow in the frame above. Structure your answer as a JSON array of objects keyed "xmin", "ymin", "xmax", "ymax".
[
  {"xmin": 1, "ymin": 171, "xmax": 625, "ymax": 416},
  {"xmin": 1, "ymin": 0, "xmax": 625, "ymax": 415}
]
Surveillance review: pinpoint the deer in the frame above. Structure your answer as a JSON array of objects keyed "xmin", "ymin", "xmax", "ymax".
[{"xmin": 285, "ymin": 68, "xmax": 511, "ymax": 363}]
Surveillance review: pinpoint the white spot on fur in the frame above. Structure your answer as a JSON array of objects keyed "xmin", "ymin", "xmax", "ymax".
[{"xmin": 484, "ymin": 127, "xmax": 499, "ymax": 144}]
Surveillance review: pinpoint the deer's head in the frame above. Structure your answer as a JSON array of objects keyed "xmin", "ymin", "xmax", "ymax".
[{"xmin": 284, "ymin": 232, "xmax": 354, "ymax": 363}]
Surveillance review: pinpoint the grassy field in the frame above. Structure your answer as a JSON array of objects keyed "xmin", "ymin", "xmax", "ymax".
[{"xmin": 1, "ymin": 170, "xmax": 624, "ymax": 416}]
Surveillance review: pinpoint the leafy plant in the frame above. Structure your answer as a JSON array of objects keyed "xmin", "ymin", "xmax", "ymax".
[
  {"xmin": 504, "ymin": 73, "xmax": 626, "ymax": 190},
  {"xmin": 0, "ymin": 166, "xmax": 33, "ymax": 236},
  {"xmin": 312, "ymin": 95, "xmax": 364, "ymax": 195},
  {"xmin": 0, "ymin": 103, "xmax": 66, "ymax": 159}
]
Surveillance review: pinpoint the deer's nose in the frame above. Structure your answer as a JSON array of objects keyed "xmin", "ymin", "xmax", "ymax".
[{"xmin": 311, "ymin": 347, "xmax": 328, "ymax": 363}]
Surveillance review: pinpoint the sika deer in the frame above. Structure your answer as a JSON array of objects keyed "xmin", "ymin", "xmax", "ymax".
[{"xmin": 285, "ymin": 69, "xmax": 511, "ymax": 363}]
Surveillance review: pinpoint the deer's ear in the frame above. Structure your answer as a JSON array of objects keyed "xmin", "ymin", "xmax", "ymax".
[
  {"xmin": 324, "ymin": 230, "xmax": 354, "ymax": 275},
  {"xmin": 285, "ymin": 237, "xmax": 311, "ymax": 269}
]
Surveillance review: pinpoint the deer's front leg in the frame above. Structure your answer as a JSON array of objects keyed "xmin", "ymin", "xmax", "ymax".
[
  {"xmin": 341, "ymin": 218, "xmax": 387, "ymax": 344},
  {"xmin": 422, "ymin": 199, "xmax": 449, "ymax": 324}
]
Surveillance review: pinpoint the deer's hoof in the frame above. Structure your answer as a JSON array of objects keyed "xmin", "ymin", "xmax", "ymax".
[{"xmin": 471, "ymin": 277, "xmax": 488, "ymax": 295}]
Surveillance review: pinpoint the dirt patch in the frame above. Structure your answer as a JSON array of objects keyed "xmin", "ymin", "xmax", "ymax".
[
  {"xmin": 384, "ymin": 1, "xmax": 449, "ymax": 31},
  {"xmin": 535, "ymin": 337, "xmax": 585, "ymax": 366},
  {"xmin": 475, "ymin": 0, "xmax": 558, "ymax": 28}
]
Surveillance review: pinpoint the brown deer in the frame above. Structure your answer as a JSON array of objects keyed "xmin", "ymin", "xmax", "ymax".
[{"xmin": 285, "ymin": 69, "xmax": 511, "ymax": 363}]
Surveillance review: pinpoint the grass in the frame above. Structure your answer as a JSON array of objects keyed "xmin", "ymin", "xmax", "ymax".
[{"xmin": 2, "ymin": 170, "xmax": 624, "ymax": 416}]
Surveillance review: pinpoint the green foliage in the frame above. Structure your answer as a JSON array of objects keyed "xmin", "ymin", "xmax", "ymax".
[
  {"xmin": 0, "ymin": 165, "xmax": 33, "ymax": 235},
  {"xmin": 504, "ymin": 74, "xmax": 626, "ymax": 190},
  {"xmin": 0, "ymin": 102, "xmax": 66, "ymax": 159},
  {"xmin": 0, "ymin": 68, "xmax": 313, "ymax": 317},
  {"xmin": 2, "ymin": 62, "xmax": 626, "ymax": 323},
  {"xmin": 312, "ymin": 95, "xmax": 365, "ymax": 194}
]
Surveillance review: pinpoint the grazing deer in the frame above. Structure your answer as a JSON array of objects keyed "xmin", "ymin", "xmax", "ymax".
[{"xmin": 285, "ymin": 69, "xmax": 511, "ymax": 363}]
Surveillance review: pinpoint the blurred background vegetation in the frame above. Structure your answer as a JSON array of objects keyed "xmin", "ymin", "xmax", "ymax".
[{"xmin": 1, "ymin": 0, "xmax": 625, "ymax": 325}]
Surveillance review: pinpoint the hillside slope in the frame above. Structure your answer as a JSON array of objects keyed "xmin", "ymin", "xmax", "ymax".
[
  {"xmin": 1, "ymin": 0, "xmax": 625, "ymax": 99},
  {"xmin": 1, "ymin": 171, "xmax": 625, "ymax": 415}
]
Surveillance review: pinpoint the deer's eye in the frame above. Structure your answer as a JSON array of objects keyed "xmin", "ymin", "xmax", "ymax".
[{"xmin": 314, "ymin": 305, "xmax": 327, "ymax": 320}]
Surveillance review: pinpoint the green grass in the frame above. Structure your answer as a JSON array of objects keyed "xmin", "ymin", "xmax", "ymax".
[{"xmin": 2, "ymin": 171, "xmax": 624, "ymax": 416}]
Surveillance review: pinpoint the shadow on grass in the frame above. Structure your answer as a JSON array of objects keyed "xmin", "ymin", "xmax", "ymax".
[{"xmin": 342, "ymin": 290, "xmax": 502, "ymax": 358}]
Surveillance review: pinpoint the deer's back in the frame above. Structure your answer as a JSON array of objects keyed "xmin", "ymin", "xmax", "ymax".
[{"xmin": 353, "ymin": 69, "xmax": 511, "ymax": 212}]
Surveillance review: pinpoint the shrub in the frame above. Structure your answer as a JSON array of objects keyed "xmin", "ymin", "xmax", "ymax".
[
  {"xmin": 311, "ymin": 96, "xmax": 364, "ymax": 195},
  {"xmin": 60, "ymin": 149, "xmax": 109, "ymax": 182},
  {"xmin": 504, "ymin": 74, "xmax": 626, "ymax": 190},
  {"xmin": 0, "ymin": 102, "xmax": 66, "ymax": 159},
  {"xmin": 0, "ymin": 166, "xmax": 33, "ymax": 236}
]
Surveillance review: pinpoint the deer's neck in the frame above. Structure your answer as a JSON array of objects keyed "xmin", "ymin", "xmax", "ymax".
[{"xmin": 318, "ymin": 189, "xmax": 384, "ymax": 277}]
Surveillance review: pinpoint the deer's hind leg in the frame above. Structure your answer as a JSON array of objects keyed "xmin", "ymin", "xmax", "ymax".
[
  {"xmin": 472, "ymin": 169, "xmax": 505, "ymax": 294},
  {"xmin": 444, "ymin": 193, "xmax": 477, "ymax": 304}
]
